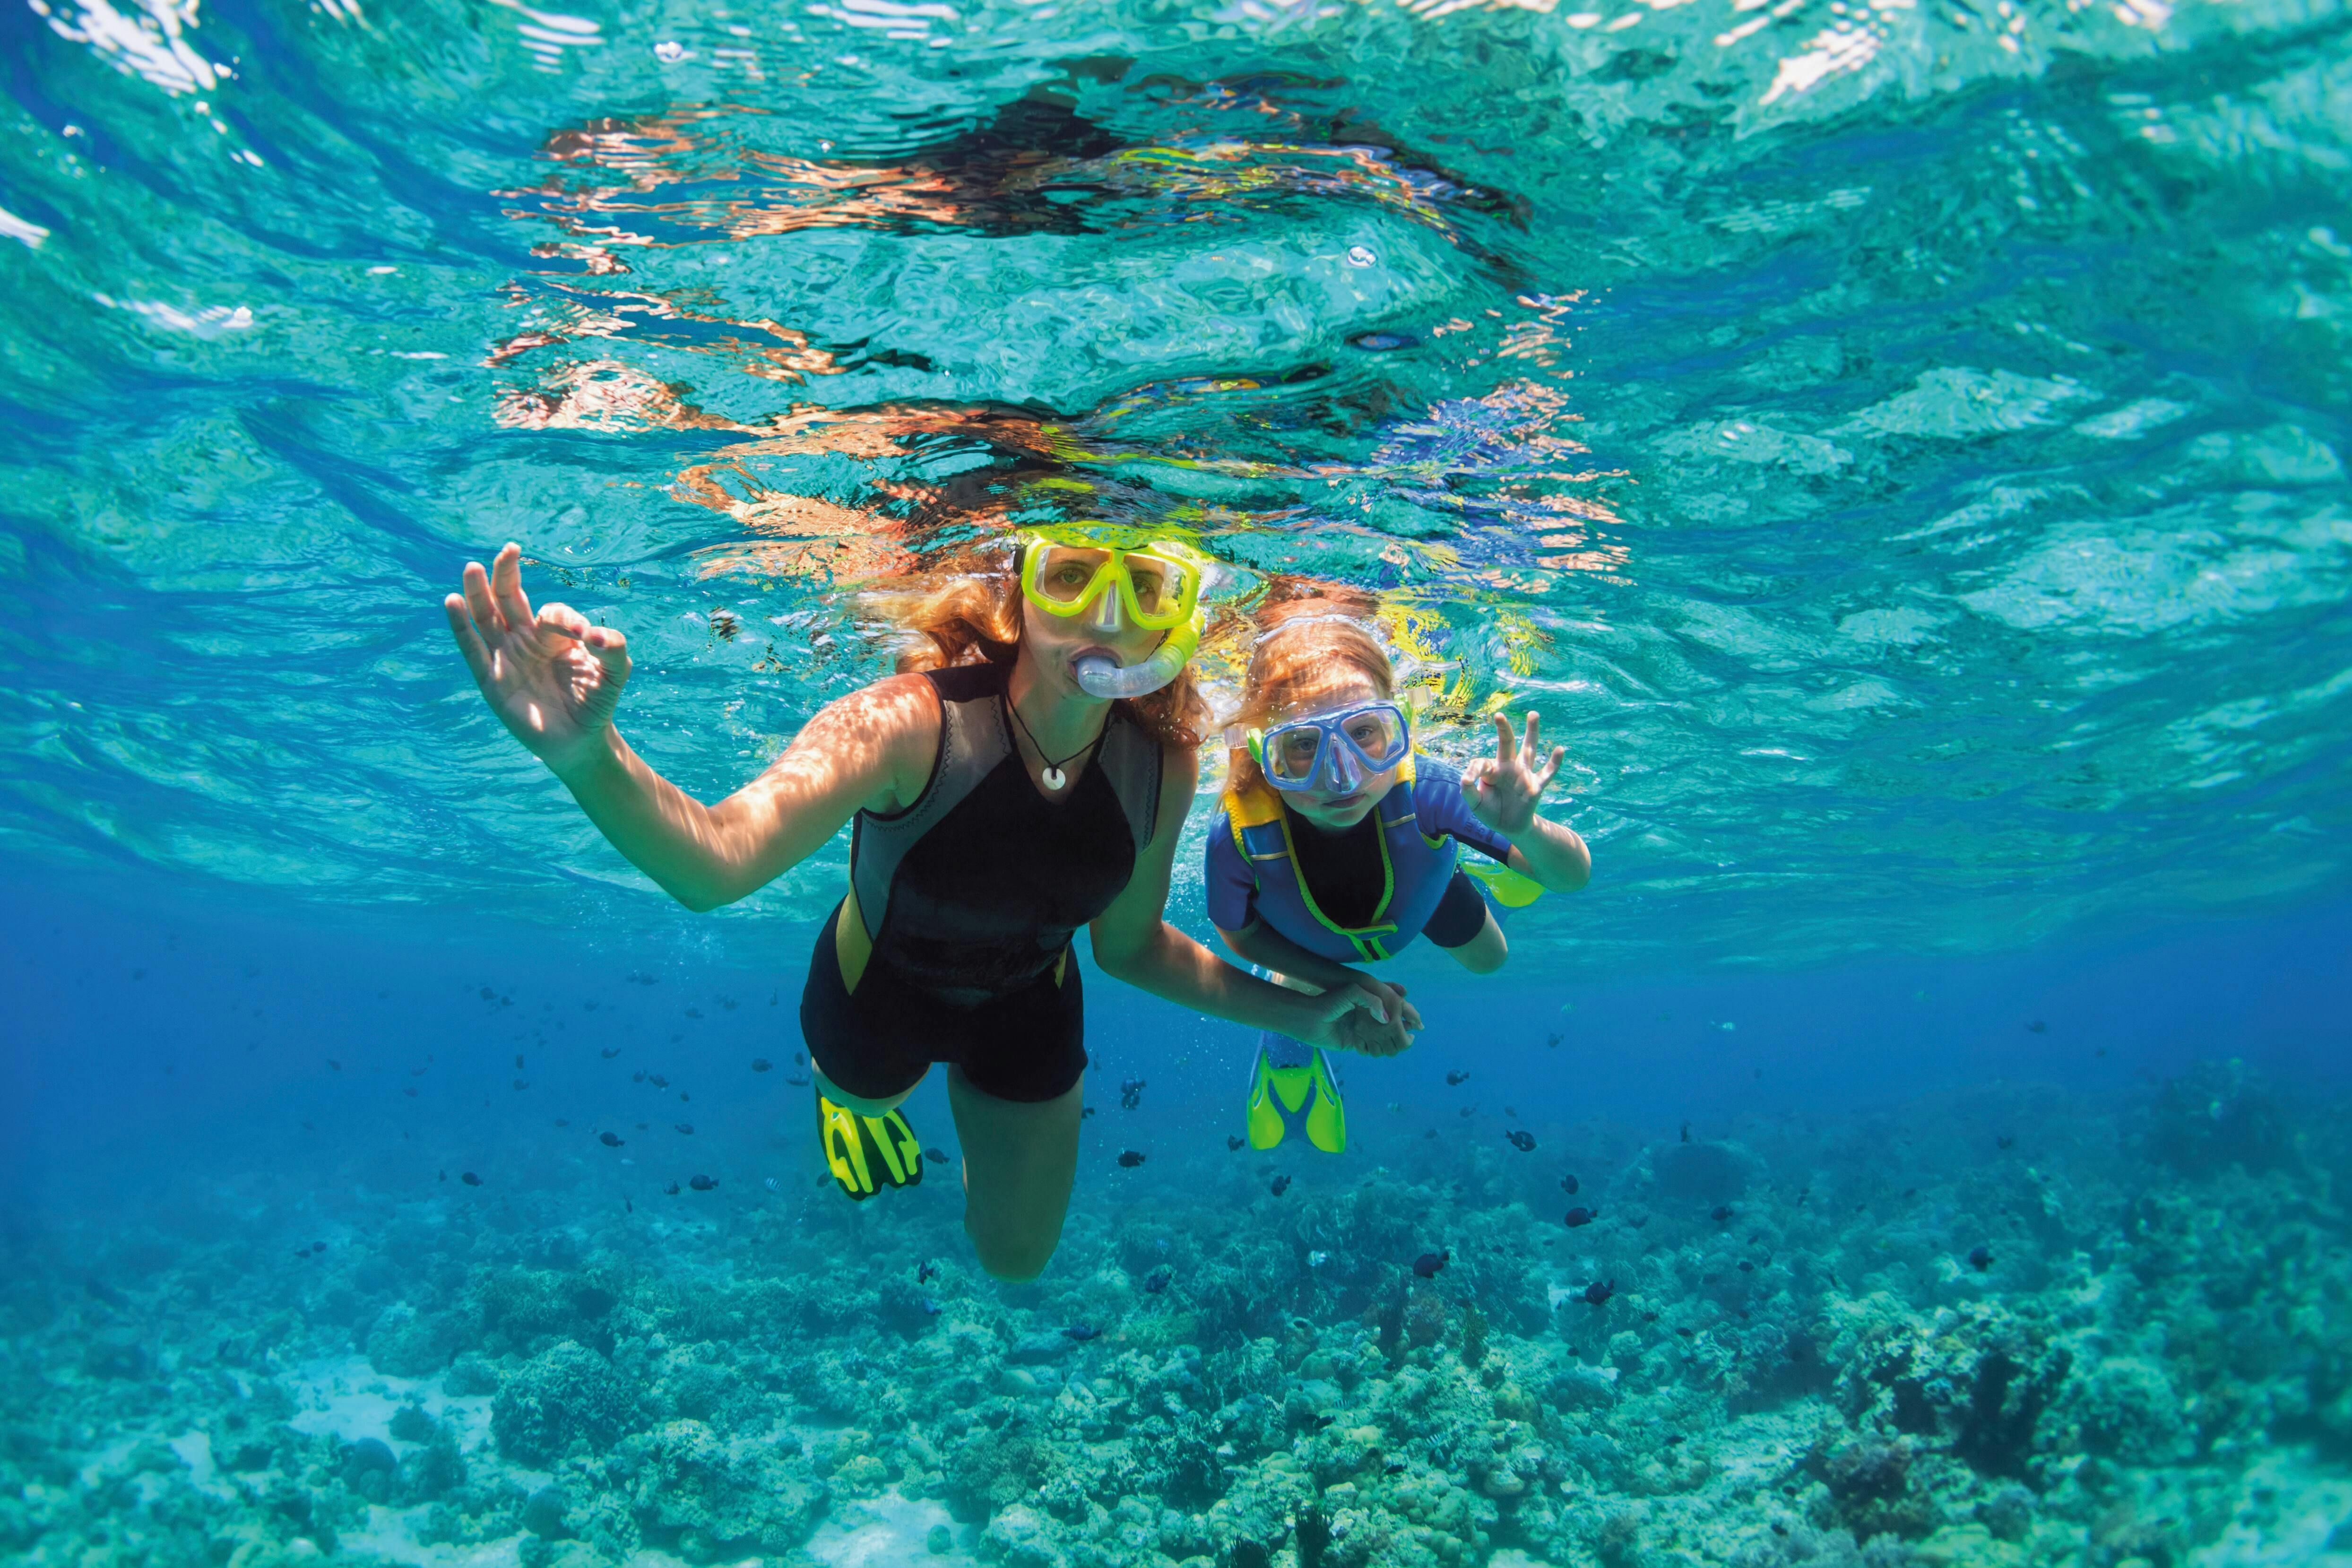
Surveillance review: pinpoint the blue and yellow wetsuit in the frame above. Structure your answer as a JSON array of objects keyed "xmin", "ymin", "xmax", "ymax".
[{"xmin": 1204, "ymin": 755, "xmax": 1521, "ymax": 1152}]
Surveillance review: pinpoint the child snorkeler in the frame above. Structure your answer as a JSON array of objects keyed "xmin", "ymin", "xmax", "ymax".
[{"xmin": 1206, "ymin": 585, "xmax": 1592, "ymax": 1152}]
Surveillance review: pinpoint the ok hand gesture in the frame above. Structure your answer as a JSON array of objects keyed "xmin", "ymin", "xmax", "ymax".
[
  {"xmin": 1462, "ymin": 711, "xmax": 1565, "ymax": 838},
  {"xmin": 444, "ymin": 543, "xmax": 630, "ymax": 775}
]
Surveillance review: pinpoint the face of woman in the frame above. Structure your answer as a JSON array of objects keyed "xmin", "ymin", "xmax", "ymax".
[
  {"xmin": 1267, "ymin": 668, "xmax": 1401, "ymax": 832},
  {"xmin": 1019, "ymin": 592, "xmax": 1170, "ymax": 697}
]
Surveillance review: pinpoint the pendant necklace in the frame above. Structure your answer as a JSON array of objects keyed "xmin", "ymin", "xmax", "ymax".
[{"xmin": 1003, "ymin": 692, "xmax": 1102, "ymax": 792}]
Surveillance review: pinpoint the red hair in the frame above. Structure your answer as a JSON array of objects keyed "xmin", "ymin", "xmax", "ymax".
[{"xmin": 1228, "ymin": 579, "xmax": 1392, "ymax": 793}]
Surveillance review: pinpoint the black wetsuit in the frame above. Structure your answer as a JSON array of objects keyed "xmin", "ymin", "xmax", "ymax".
[{"xmin": 801, "ymin": 659, "xmax": 1161, "ymax": 1102}]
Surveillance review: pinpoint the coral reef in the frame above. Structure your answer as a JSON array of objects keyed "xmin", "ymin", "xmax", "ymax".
[{"xmin": 3, "ymin": 1060, "xmax": 2348, "ymax": 1568}]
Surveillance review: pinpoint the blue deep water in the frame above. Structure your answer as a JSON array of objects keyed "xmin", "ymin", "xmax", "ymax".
[{"xmin": 3, "ymin": 0, "xmax": 2352, "ymax": 1563}]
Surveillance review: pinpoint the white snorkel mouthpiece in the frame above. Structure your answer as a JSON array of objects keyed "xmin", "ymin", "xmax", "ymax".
[{"xmin": 1073, "ymin": 612, "xmax": 1203, "ymax": 700}]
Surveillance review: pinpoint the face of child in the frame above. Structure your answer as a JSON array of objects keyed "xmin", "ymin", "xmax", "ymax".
[{"xmin": 1267, "ymin": 668, "xmax": 1401, "ymax": 832}]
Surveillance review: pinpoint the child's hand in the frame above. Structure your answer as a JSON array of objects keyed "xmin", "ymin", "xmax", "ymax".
[{"xmin": 1463, "ymin": 711, "xmax": 1565, "ymax": 838}]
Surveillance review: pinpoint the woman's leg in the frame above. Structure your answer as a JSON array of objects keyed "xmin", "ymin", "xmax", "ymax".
[
  {"xmin": 946, "ymin": 1065, "xmax": 1083, "ymax": 1282},
  {"xmin": 1441, "ymin": 906, "xmax": 1509, "ymax": 975}
]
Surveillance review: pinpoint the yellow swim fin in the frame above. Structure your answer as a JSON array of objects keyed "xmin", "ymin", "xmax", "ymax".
[
  {"xmin": 1243, "ymin": 1042, "xmax": 1347, "ymax": 1154},
  {"xmin": 817, "ymin": 1090, "xmax": 924, "ymax": 1202},
  {"xmin": 1302, "ymin": 1048, "xmax": 1347, "ymax": 1155}
]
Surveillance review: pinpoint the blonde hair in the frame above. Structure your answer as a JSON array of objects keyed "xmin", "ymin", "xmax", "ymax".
[
  {"xmin": 863, "ymin": 542, "xmax": 1210, "ymax": 751},
  {"xmin": 1228, "ymin": 579, "xmax": 1393, "ymax": 794}
]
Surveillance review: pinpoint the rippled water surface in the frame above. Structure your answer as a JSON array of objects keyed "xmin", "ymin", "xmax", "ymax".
[{"xmin": 3, "ymin": 0, "xmax": 2350, "ymax": 970}]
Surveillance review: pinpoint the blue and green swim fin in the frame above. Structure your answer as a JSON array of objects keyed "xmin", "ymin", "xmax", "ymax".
[
  {"xmin": 817, "ymin": 1089, "xmax": 924, "ymax": 1201},
  {"xmin": 1244, "ymin": 1035, "xmax": 1347, "ymax": 1154}
]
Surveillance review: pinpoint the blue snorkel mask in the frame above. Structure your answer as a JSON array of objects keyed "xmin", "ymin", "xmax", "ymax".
[{"xmin": 1247, "ymin": 700, "xmax": 1411, "ymax": 793}]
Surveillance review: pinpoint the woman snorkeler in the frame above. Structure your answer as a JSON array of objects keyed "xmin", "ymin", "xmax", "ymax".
[
  {"xmin": 443, "ymin": 533, "xmax": 1410, "ymax": 1280},
  {"xmin": 1206, "ymin": 584, "xmax": 1592, "ymax": 1154}
]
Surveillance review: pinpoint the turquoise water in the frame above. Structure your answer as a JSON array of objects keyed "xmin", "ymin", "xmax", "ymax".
[{"xmin": 4, "ymin": 0, "xmax": 2352, "ymax": 1564}]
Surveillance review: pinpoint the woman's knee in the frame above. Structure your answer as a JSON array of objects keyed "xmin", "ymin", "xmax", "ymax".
[{"xmin": 968, "ymin": 1224, "xmax": 1059, "ymax": 1282}]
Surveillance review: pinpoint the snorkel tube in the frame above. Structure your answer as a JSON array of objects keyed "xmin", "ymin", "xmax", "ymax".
[{"xmin": 1073, "ymin": 609, "xmax": 1203, "ymax": 699}]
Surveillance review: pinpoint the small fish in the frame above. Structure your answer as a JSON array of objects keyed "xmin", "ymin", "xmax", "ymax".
[
  {"xmin": 1506, "ymin": 1131, "xmax": 1536, "ymax": 1152},
  {"xmin": 1308, "ymin": 1250, "xmax": 1329, "ymax": 1267},
  {"xmin": 1968, "ymin": 1245, "xmax": 1994, "ymax": 1271},
  {"xmin": 1348, "ymin": 331, "xmax": 1417, "ymax": 352},
  {"xmin": 461, "ymin": 1172, "xmax": 482, "ymax": 1187},
  {"xmin": 512, "ymin": 1079, "xmax": 528, "ymax": 1091},
  {"xmin": 787, "ymin": 1075, "xmax": 811, "ymax": 1087},
  {"xmin": 1710, "ymin": 1205, "xmax": 1733, "ymax": 1224},
  {"xmin": 409, "ymin": 1066, "xmax": 427, "ymax": 1077},
  {"xmin": 1143, "ymin": 1267, "xmax": 1172, "ymax": 1295},
  {"xmin": 1680, "ymin": 1122, "xmax": 1691, "ymax": 1143},
  {"xmin": 751, "ymin": 1057, "xmax": 772, "ymax": 1073},
  {"xmin": 625, "ymin": 1198, "xmax": 632, "ymax": 1213},
  {"xmin": 665, "ymin": 1183, "xmax": 680, "ymax": 1195},
  {"xmin": 632, "ymin": 1071, "xmax": 646, "ymax": 1083},
  {"xmin": 1560, "ymin": 1174, "xmax": 1580, "ymax": 1195},
  {"xmin": 1119, "ymin": 1077, "xmax": 1147, "ymax": 1110},
  {"xmin": 1117, "ymin": 1150, "xmax": 1147, "ymax": 1168},
  {"xmin": 1582, "ymin": 1279, "xmax": 1616, "ymax": 1306},
  {"xmin": 1564, "ymin": 1206, "xmax": 1599, "ymax": 1228},
  {"xmin": 2025, "ymin": 1020, "xmax": 2047, "ymax": 1034},
  {"xmin": 403, "ymin": 1086, "xmax": 416, "ymax": 1097},
  {"xmin": 327, "ymin": 1059, "xmax": 341, "ymax": 1072},
  {"xmin": 600, "ymin": 1132, "xmax": 624, "ymax": 1147},
  {"xmin": 921, "ymin": 1297, "xmax": 942, "ymax": 1316},
  {"xmin": 602, "ymin": 1048, "xmax": 622, "ymax": 1059},
  {"xmin": 688, "ymin": 1174, "xmax": 718, "ymax": 1191},
  {"xmin": 1270, "ymin": 1175, "xmax": 1291, "ymax": 1196},
  {"xmin": 554, "ymin": 1118, "xmax": 569, "ymax": 1127},
  {"xmin": 674, "ymin": 1123, "xmax": 693, "ymax": 1135},
  {"xmin": 437, "ymin": 1170, "xmax": 446, "ymax": 1182},
  {"xmin": 917, "ymin": 1261, "xmax": 938, "ymax": 1284},
  {"xmin": 1546, "ymin": 1032, "xmax": 1562, "ymax": 1047},
  {"xmin": 924, "ymin": 1148, "xmax": 948, "ymax": 1163},
  {"xmin": 1445, "ymin": 1070, "xmax": 1470, "ymax": 1086},
  {"xmin": 1997, "ymin": 1133, "xmax": 2016, "ymax": 1150},
  {"xmin": 301, "ymin": 1121, "xmax": 314, "ymax": 1132},
  {"xmin": 763, "ymin": 1177, "xmax": 778, "ymax": 1193},
  {"xmin": 1062, "ymin": 1324, "xmax": 1102, "ymax": 1342},
  {"xmin": 1413, "ymin": 1250, "xmax": 1449, "ymax": 1279},
  {"xmin": 1226, "ymin": 1135, "xmax": 1245, "ymax": 1152},
  {"xmin": 514, "ymin": 1055, "xmax": 525, "ymax": 1069},
  {"xmin": 649, "ymin": 1074, "xmax": 669, "ymax": 1089}
]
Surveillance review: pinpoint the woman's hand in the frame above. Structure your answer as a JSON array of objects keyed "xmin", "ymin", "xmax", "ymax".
[
  {"xmin": 1298, "ymin": 979, "xmax": 1421, "ymax": 1057},
  {"xmin": 1463, "ymin": 711, "xmax": 1565, "ymax": 838},
  {"xmin": 444, "ymin": 543, "xmax": 631, "ymax": 776}
]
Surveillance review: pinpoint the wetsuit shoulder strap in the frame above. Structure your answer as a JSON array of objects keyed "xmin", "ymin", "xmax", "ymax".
[
  {"xmin": 849, "ymin": 663, "xmax": 1012, "ymax": 941},
  {"xmin": 1096, "ymin": 703, "xmax": 1164, "ymax": 859}
]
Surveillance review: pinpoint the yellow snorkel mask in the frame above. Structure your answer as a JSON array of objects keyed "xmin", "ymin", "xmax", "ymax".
[{"xmin": 1017, "ymin": 526, "xmax": 1211, "ymax": 699}]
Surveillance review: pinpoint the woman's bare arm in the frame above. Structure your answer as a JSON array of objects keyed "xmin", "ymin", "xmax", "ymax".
[
  {"xmin": 549, "ymin": 676, "xmax": 935, "ymax": 911},
  {"xmin": 446, "ymin": 544, "xmax": 935, "ymax": 910},
  {"xmin": 1089, "ymin": 749, "xmax": 1416, "ymax": 1054},
  {"xmin": 1214, "ymin": 921, "xmax": 1422, "ymax": 1033}
]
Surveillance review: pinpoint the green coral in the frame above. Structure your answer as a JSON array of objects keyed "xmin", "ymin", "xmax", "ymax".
[
  {"xmin": 493, "ymin": 1340, "xmax": 647, "ymax": 1466},
  {"xmin": 607, "ymin": 1419, "xmax": 827, "ymax": 1561}
]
